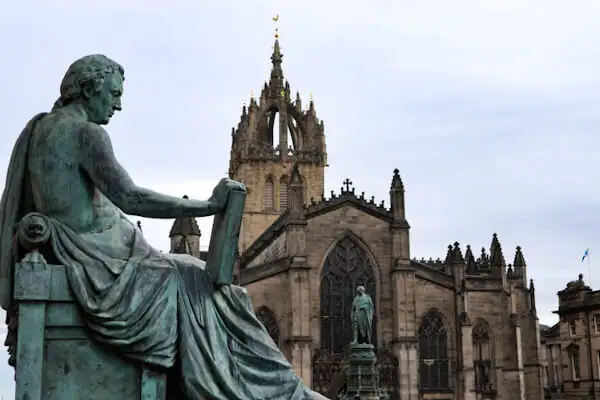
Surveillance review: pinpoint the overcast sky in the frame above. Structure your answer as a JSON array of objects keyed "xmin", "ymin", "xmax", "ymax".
[{"xmin": 1, "ymin": 0, "xmax": 600, "ymax": 397}]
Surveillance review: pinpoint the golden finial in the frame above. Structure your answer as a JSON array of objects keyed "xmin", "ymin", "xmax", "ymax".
[
  {"xmin": 280, "ymin": 88, "xmax": 286, "ymax": 98},
  {"xmin": 272, "ymin": 14, "xmax": 280, "ymax": 39}
]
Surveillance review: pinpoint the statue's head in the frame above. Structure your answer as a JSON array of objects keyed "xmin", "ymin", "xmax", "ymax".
[
  {"xmin": 53, "ymin": 54, "xmax": 125, "ymax": 125},
  {"xmin": 356, "ymin": 285, "xmax": 366, "ymax": 295}
]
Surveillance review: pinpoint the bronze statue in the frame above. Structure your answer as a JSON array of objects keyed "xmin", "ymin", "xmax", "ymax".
[
  {"xmin": 351, "ymin": 285, "xmax": 374, "ymax": 345},
  {"xmin": 0, "ymin": 54, "xmax": 328, "ymax": 400}
]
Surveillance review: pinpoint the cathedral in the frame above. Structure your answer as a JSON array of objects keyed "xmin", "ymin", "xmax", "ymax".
[{"xmin": 168, "ymin": 38, "xmax": 545, "ymax": 400}]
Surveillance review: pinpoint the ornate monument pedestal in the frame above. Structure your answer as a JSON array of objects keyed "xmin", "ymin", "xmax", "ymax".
[{"xmin": 345, "ymin": 344, "xmax": 380, "ymax": 400}]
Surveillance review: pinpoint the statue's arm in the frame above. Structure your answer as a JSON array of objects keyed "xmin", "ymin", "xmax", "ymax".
[{"xmin": 78, "ymin": 124, "xmax": 219, "ymax": 218}]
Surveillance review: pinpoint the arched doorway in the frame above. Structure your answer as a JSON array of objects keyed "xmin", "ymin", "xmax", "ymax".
[{"xmin": 313, "ymin": 235, "xmax": 377, "ymax": 394}]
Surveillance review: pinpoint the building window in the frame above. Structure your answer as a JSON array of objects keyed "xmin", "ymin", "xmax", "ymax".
[
  {"xmin": 473, "ymin": 319, "xmax": 494, "ymax": 393},
  {"xmin": 594, "ymin": 314, "xmax": 600, "ymax": 334},
  {"xmin": 569, "ymin": 320, "xmax": 576, "ymax": 336},
  {"xmin": 264, "ymin": 176, "xmax": 275, "ymax": 210},
  {"xmin": 279, "ymin": 176, "xmax": 288, "ymax": 210},
  {"xmin": 568, "ymin": 345, "xmax": 581, "ymax": 381},
  {"xmin": 255, "ymin": 306, "xmax": 280, "ymax": 347},
  {"xmin": 418, "ymin": 310, "xmax": 450, "ymax": 391},
  {"xmin": 319, "ymin": 236, "xmax": 376, "ymax": 355}
]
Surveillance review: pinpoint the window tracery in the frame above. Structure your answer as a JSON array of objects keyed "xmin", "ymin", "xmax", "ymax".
[{"xmin": 418, "ymin": 310, "xmax": 450, "ymax": 391}]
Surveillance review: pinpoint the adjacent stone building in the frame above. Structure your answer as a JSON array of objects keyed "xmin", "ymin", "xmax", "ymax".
[
  {"xmin": 541, "ymin": 274, "xmax": 600, "ymax": 399},
  {"xmin": 168, "ymin": 38, "xmax": 544, "ymax": 400}
]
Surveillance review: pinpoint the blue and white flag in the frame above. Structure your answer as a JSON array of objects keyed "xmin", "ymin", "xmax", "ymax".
[{"xmin": 582, "ymin": 248, "xmax": 590, "ymax": 262}]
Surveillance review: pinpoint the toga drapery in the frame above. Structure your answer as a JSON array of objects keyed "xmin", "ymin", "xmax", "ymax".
[{"xmin": 0, "ymin": 114, "xmax": 327, "ymax": 400}]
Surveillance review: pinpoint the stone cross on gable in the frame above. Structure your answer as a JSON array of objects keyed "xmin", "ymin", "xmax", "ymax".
[{"xmin": 343, "ymin": 178, "xmax": 353, "ymax": 192}]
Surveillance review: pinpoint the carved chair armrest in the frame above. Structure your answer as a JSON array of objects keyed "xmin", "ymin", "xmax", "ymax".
[
  {"xmin": 6, "ymin": 212, "xmax": 54, "ymax": 371},
  {"xmin": 15, "ymin": 212, "xmax": 52, "ymax": 254}
]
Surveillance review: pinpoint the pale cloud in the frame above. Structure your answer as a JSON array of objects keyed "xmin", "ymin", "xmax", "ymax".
[{"xmin": 0, "ymin": 0, "xmax": 599, "ymax": 396}]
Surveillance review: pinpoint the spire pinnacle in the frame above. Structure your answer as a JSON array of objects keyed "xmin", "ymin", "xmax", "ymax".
[
  {"xmin": 390, "ymin": 168, "xmax": 403, "ymax": 190},
  {"xmin": 514, "ymin": 245, "xmax": 526, "ymax": 267},
  {"xmin": 269, "ymin": 14, "xmax": 283, "ymax": 83},
  {"xmin": 270, "ymin": 40, "xmax": 283, "ymax": 85},
  {"xmin": 452, "ymin": 242, "xmax": 465, "ymax": 264},
  {"xmin": 489, "ymin": 233, "xmax": 505, "ymax": 267}
]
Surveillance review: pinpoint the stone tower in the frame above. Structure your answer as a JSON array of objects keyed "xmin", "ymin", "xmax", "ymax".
[
  {"xmin": 169, "ymin": 195, "xmax": 202, "ymax": 258},
  {"xmin": 229, "ymin": 38, "xmax": 327, "ymax": 252}
]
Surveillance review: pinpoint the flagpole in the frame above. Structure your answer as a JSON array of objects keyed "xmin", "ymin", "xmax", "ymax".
[{"xmin": 589, "ymin": 251, "xmax": 593, "ymax": 288}]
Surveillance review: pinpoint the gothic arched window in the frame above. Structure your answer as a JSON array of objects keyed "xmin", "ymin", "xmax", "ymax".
[
  {"xmin": 472, "ymin": 319, "xmax": 493, "ymax": 393},
  {"xmin": 279, "ymin": 176, "xmax": 288, "ymax": 210},
  {"xmin": 264, "ymin": 176, "xmax": 275, "ymax": 210},
  {"xmin": 320, "ymin": 236, "xmax": 376, "ymax": 355},
  {"xmin": 418, "ymin": 310, "xmax": 450, "ymax": 391},
  {"xmin": 256, "ymin": 306, "xmax": 280, "ymax": 346}
]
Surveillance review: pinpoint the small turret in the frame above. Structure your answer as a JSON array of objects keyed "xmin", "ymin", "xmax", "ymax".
[{"xmin": 169, "ymin": 195, "xmax": 202, "ymax": 258}]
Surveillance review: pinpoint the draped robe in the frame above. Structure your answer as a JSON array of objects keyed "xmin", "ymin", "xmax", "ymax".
[
  {"xmin": 352, "ymin": 293, "xmax": 374, "ymax": 344},
  {"xmin": 0, "ymin": 114, "xmax": 328, "ymax": 400}
]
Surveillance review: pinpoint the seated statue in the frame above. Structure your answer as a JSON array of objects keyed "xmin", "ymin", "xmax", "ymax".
[{"xmin": 0, "ymin": 54, "xmax": 328, "ymax": 400}]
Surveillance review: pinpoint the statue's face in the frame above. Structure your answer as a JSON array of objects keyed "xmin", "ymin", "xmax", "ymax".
[{"xmin": 84, "ymin": 72, "xmax": 123, "ymax": 125}]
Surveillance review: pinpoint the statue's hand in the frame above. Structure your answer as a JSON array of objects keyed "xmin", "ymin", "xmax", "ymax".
[{"xmin": 208, "ymin": 178, "xmax": 246, "ymax": 212}]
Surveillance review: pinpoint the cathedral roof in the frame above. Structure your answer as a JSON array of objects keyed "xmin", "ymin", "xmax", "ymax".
[
  {"xmin": 304, "ymin": 186, "xmax": 394, "ymax": 222},
  {"xmin": 240, "ymin": 179, "xmax": 395, "ymax": 267},
  {"xmin": 168, "ymin": 195, "xmax": 201, "ymax": 237}
]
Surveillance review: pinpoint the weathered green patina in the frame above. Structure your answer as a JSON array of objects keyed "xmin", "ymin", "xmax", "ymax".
[
  {"xmin": 0, "ymin": 54, "xmax": 329, "ymax": 400},
  {"xmin": 351, "ymin": 285, "xmax": 374, "ymax": 345},
  {"xmin": 345, "ymin": 287, "xmax": 379, "ymax": 400}
]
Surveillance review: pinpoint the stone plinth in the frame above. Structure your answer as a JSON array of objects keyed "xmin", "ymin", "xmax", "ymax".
[{"xmin": 345, "ymin": 344, "xmax": 379, "ymax": 400}]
